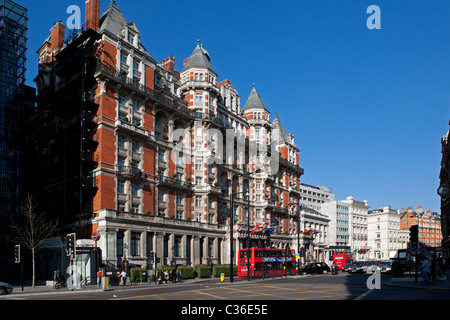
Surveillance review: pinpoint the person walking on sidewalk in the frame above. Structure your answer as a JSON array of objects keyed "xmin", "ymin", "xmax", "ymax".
[
  {"xmin": 120, "ymin": 270, "xmax": 127, "ymax": 286},
  {"xmin": 420, "ymin": 257, "xmax": 432, "ymax": 285},
  {"xmin": 96, "ymin": 270, "xmax": 102, "ymax": 288}
]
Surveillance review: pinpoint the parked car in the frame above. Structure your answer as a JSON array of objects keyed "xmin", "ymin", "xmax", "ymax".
[
  {"xmin": 0, "ymin": 281, "xmax": 13, "ymax": 295},
  {"xmin": 342, "ymin": 263, "xmax": 353, "ymax": 273},
  {"xmin": 348, "ymin": 261, "xmax": 368, "ymax": 274},
  {"xmin": 299, "ymin": 262, "xmax": 331, "ymax": 275},
  {"xmin": 379, "ymin": 261, "xmax": 392, "ymax": 274},
  {"xmin": 366, "ymin": 261, "xmax": 380, "ymax": 273}
]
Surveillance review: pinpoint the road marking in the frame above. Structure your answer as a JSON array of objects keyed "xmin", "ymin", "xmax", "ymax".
[
  {"xmin": 221, "ymin": 286, "xmax": 298, "ymax": 299},
  {"xmin": 355, "ymin": 289, "xmax": 372, "ymax": 300},
  {"xmin": 109, "ymin": 293, "xmax": 165, "ymax": 300},
  {"xmin": 190, "ymin": 290, "xmax": 227, "ymax": 300}
]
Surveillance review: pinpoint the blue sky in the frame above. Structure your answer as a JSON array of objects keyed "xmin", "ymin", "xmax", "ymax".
[{"xmin": 20, "ymin": 0, "xmax": 450, "ymax": 212}]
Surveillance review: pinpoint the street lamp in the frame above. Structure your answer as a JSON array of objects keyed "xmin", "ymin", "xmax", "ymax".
[
  {"xmin": 225, "ymin": 166, "xmax": 262, "ymax": 282},
  {"xmin": 244, "ymin": 168, "xmax": 261, "ymax": 281},
  {"xmin": 289, "ymin": 201, "xmax": 301, "ymax": 273}
]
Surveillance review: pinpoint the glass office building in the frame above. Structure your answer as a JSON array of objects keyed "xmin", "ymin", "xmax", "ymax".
[{"xmin": 0, "ymin": 0, "xmax": 27, "ymax": 277}]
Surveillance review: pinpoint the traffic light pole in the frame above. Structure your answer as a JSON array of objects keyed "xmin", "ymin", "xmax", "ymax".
[{"xmin": 14, "ymin": 245, "xmax": 23, "ymax": 291}]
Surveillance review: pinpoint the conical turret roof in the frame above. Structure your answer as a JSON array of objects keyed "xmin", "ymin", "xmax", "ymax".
[
  {"xmin": 182, "ymin": 40, "xmax": 216, "ymax": 73},
  {"xmin": 242, "ymin": 84, "xmax": 268, "ymax": 111},
  {"xmin": 272, "ymin": 113, "xmax": 289, "ymax": 143}
]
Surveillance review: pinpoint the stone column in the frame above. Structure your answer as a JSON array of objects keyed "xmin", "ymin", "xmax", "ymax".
[
  {"xmin": 154, "ymin": 232, "xmax": 164, "ymax": 264},
  {"xmin": 192, "ymin": 235, "xmax": 200, "ymax": 266}
]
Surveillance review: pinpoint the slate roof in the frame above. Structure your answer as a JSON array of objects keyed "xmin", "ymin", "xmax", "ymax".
[
  {"xmin": 99, "ymin": 0, "xmax": 151, "ymax": 57},
  {"xmin": 242, "ymin": 84, "xmax": 268, "ymax": 111},
  {"xmin": 182, "ymin": 40, "xmax": 216, "ymax": 73},
  {"xmin": 272, "ymin": 113, "xmax": 290, "ymax": 143}
]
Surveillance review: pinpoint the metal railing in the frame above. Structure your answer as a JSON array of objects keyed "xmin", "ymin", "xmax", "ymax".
[{"xmin": 96, "ymin": 62, "xmax": 191, "ymax": 117}]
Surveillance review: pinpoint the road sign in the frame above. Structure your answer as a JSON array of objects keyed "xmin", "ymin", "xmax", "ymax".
[{"xmin": 91, "ymin": 232, "xmax": 99, "ymax": 241}]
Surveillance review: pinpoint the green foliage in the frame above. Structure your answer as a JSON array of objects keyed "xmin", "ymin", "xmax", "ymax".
[
  {"xmin": 196, "ymin": 266, "xmax": 211, "ymax": 278},
  {"xmin": 212, "ymin": 265, "xmax": 238, "ymax": 277},
  {"xmin": 158, "ymin": 266, "xmax": 194, "ymax": 279},
  {"xmin": 178, "ymin": 267, "xmax": 194, "ymax": 279},
  {"xmin": 130, "ymin": 268, "xmax": 147, "ymax": 281}
]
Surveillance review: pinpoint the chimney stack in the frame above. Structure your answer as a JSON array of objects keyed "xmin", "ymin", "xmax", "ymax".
[
  {"xmin": 85, "ymin": 0, "xmax": 100, "ymax": 30},
  {"xmin": 162, "ymin": 55, "xmax": 175, "ymax": 72},
  {"xmin": 50, "ymin": 20, "xmax": 65, "ymax": 54}
]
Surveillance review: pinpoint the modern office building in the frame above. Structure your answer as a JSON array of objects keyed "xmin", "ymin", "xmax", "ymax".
[
  {"xmin": 322, "ymin": 199, "xmax": 351, "ymax": 255},
  {"xmin": 0, "ymin": 0, "xmax": 29, "ymax": 278},
  {"xmin": 32, "ymin": 0, "xmax": 305, "ymax": 277},
  {"xmin": 299, "ymin": 183, "xmax": 334, "ymax": 213}
]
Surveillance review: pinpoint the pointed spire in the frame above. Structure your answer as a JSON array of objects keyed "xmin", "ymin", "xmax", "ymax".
[
  {"xmin": 242, "ymin": 84, "xmax": 268, "ymax": 111},
  {"xmin": 272, "ymin": 113, "xmax": 289, "ymax": 143}
]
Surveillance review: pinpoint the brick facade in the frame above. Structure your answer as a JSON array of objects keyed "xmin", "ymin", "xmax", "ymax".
[{"xmin": 33, "ymin": 0, "xmax": 307, "ymax": 270}]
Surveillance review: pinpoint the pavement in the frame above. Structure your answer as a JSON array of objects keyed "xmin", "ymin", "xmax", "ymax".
[
  {"xmin": 385, "ymin": 274, "xmax": 450, "ymax": 291},
  {"xmin": 4, "ymin": 273, "xmax": 450, "ymax": 298},
  {"xmin": 5, "ymin": 276, "xmax": 237, "ymax": 297}
]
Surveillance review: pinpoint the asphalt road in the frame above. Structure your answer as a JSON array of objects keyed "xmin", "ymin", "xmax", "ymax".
[{"xmin": 4, "ymin": 272, "xmax": 450, "ymax": 302}]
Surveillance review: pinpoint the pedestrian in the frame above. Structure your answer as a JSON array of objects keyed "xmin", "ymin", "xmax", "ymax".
[
  {"xmin": 157, "ymin": 269, "xmax": 163, "ymax": 284},
  {"xmin": 120, "ymin": 270, "xmax": 127, "ymax": 286},
  {"xmin": 443, "ymin": 256, "xmax": 447, "ymax": 278},
  {"xmin": 172, "ymin": 268, "xmax": 177, "ymax": 283},
  {"xmin": 420, "ymin": 257, "xmax": 432, "ymax": 285},
  {"xmin": 431, "ymin": 256, "xmax": 437, "ymax": 284},
  {"xmin": 177, "ymin": 269, "xmax": 182, "ymax": 283},
  {"xmin": 97, "ymin": 270, "xmax": 102, "ymax": 287},
  {"xmin": 164, "ymin": 270, "xmax": 169, "ymax": 284}
]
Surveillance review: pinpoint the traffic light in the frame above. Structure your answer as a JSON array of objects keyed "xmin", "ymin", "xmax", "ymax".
[
  {"xmin": 149, "ymin": 251, "xmax": 155, "ymax": 263},
  {"xmin": 409, "ymin": 225, "xmax": 419, "ymax": 248},
  {"xmin": 14, "ymin": 245, "xmax": 20, "ymax": 264},
  {"xmin": 66, "ymin": 233, "xmax": 76, "ymax": 258}
]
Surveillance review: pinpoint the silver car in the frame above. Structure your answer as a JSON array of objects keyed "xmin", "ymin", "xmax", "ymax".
[
  {"xmin": 349, "ymin": 261, "xmax": 368, "ymax": 274},
  {"xmin": 379, "ymin": 261, "xmax": 392, "ymax": 274},
  {"xmin": 0, "ymin": 281, "xmax": 13, "ymax": 295},
  {"xmin": 366, "ymin": 261, "xmax": 380, "ymax": 273}
]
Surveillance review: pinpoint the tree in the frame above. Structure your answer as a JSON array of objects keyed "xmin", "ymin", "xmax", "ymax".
[{"xmin": 9, "ymin": 193, "xmax": 59, "ymax": 287}]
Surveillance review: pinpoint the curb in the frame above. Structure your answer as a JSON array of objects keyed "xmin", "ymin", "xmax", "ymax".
[{"xmin": 385, "ymin": 280, "xmax": 450, "ymax": 291}]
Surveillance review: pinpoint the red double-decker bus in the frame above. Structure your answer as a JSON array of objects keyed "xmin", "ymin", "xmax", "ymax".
[
  {"xmin": 332, "ymin": 251, "xmax": 353, "ymax": 269},
  {"xmin": 238, "ymin": 248, "xmax": 297, "ymax": 277}
]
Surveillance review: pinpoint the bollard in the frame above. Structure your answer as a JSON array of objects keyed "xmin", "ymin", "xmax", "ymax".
[
  {"xmin": 103, "ymin": 276, "xmax": 112, "ymax": 291},
  {"xmin": 220, "ymin": 273, "xmax": 225, "ymax": 282}
]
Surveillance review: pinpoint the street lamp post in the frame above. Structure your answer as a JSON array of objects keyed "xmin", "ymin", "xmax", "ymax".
[
  {"xmin": 247, "ymin": 190, "xmax": 250, "ymax": 281},
  {"xmin": 245, "ymin": 168, "xmax": 261, "ymax": 281},
  {"xmin": 297, "ymin": 210, "xmax": 301, "ymax": 273},
  {"xmin": 230, "ymin": 178, "xmax": 234, "ymax": 283},
  {"xmin": 223, "ymin": 166, "xmax": 261, "ymax": 283}
]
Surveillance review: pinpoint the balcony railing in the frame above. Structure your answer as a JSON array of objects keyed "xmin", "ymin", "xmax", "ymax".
[
  {"xmin": 279, "ymin": 158, "xmax": 304, "ymax": 175},
  {"xmin": 96, "ymin": 62, "xmax": 192, "ymax": 117},
  {"xmin": 115, "ymin": 119, "xmax": 149, "ymax": 138},
  {"xmin": 117, "ymin": 166, "xmax": 143, "ymax": 181},
  {"xmin": 157, "ymin": 175, "xmax": 192, "ymax": 190}
]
